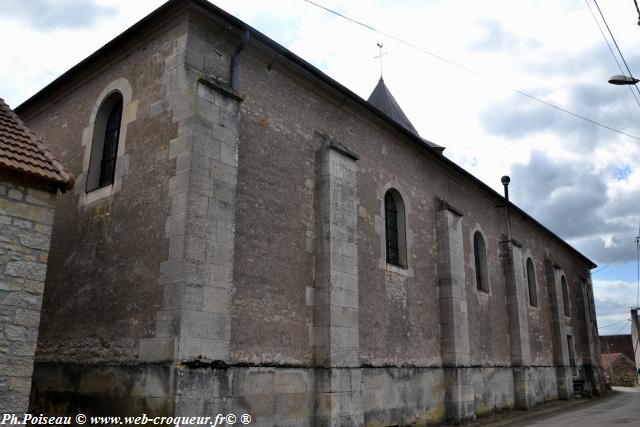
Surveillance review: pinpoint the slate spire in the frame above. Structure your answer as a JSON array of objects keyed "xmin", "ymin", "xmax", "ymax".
[
  {"xmin": 367, "ymin": 77, "xmax": 419, "ymax": 135},
  {"xmin": 366, "ymin": 77, "xmax": 444, "ymax": 152}
]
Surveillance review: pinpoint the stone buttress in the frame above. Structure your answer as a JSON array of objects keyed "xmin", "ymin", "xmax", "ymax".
[
  {"xmin": 500, "ymin": 238, "xmax": 535, "ymax": 409},
  {"xmin": 312, "ymin": 136, "xmax": 363, "ymax": 427},
  {"xmin": 435, "ymin": 200, "xmax": 474, "ymax": 424}
]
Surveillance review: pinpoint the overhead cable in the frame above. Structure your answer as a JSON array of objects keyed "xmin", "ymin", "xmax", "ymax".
[
  {"xmin": 592, "ymin": 0, "xmax": 640, "ymax": 100},
  {"xmin": 591, "ymin": 239, "xmax": 638, "ymax": 275},
  {"xmin": 584, "ymin": 0, "xmax": 640, "ymax": 110},
  {"xmin": 598, "ymin": 318, "xmax": 630, "ymax": 329},
  {"xmin": 302, "ymin": 0, "xmax": 640, "ymax": 142}
]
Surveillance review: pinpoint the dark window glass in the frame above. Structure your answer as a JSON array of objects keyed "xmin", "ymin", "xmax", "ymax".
[
  {"xmin": 98, "ymin": 98, "xmax": 123, "ymax": 188},
  {"xmin": 561, "ymin": 276, "xmax": 570, "ymax": 316},
  {"xmin": 567, "ymin": 335, "xmax": 575, "ymax": 366},
  {"xmin": 526, "ymin": 258, "xmax": 537, "ymax": 307},
  {"xmin": 474, "ymin": 232, "xmax": 487, "ymax": 291},
  {"xmin": 385, "ymin": 191, "xmax": 399, "ymax": 266}
]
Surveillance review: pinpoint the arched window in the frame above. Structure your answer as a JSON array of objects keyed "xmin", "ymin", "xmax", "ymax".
[
  {"xmin": 473, "ymin": 231, "xmax": 488, "ymax": 292},
  {"xmin": 384, "ymin": 189, "xmax": 407, "ymax": 267},
  {"xmin": 561, "ymin": 275, "xmax": 570, "ymax": 316},
  {"xmin": 526, "ymin": 258, "xmax": 537, "ymax": 307},
  {"xmin": 87, "ymin": 92, "xmax": 123, "ymax": 192}
]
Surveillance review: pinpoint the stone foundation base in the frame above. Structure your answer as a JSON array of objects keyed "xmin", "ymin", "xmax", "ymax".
[{"xmin": 30, "ymin": 364, "xmax": 592, "ymax": 426}]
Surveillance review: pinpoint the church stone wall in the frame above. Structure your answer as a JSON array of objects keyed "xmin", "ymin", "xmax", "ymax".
[
  {"xmin": 18, "ymin": 2, "xmax": 603, "ymax": 425},
  {"xmin": 23, "ymin": 22, "xmax": 187, "ymax": 365},
  {"xmin": 22, "ymin": 18, "xmax": 190, "ymax": 415}
]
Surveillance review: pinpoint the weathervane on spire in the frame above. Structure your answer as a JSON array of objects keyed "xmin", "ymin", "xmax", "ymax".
[{"xmin": 374, "ymin": 42, "xmax": 388, "ymax": 78}]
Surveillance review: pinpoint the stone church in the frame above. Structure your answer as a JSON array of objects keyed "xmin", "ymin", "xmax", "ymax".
[{"xmin": 15, "ymin": 0, "xmax": 603, "ymax": 425}]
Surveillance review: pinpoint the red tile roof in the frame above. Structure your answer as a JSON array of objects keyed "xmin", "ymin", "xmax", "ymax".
[
  {"xmin": 600, "ymin": 334, "xmax": 635, "ymax": 362},
  {"xmin": 0, "ymin": 98, "xmax": 73, "ymax": 191},
  {"xmin": 601, "ymin": 352, "xmax": 634, "ymax": 370}
]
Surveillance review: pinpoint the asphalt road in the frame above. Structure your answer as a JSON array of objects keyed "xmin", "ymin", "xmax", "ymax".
[{"xmin": 512, "ymin": 387, "xmax": 640, "ymax": 426}]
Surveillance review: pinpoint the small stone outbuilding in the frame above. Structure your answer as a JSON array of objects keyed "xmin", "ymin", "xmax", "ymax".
[{"xmin": 0, "ymin": 98, "xmax": 73, "ymax": 412}]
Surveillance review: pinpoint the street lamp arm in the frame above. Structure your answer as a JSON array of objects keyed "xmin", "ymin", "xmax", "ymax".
[{"xmin": 608, "ymin": 74, "xmax": 640, "ymax": 85}]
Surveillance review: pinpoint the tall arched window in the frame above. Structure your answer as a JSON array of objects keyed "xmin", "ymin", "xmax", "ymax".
[
  {"xmin": 384, "ymin": 189, "xmax": 407, "ymax": 267},
  {"xmin": 526, "ymin": 258, "xmax": 537, "ymax": 307},
  {"xmin": 473, "ymin": 231, "xmax": 488, "ymax": 292},
  {"xmin": 87, "ymin": 92, "xmax": 123, "ymax": 192},
  {"xmin": 561, "ymin": 275, "xmax": 570, "ymax": 316}
]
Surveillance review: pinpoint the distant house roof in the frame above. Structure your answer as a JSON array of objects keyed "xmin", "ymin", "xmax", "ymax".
[
  {"xmin": 367, "ymin": 77, "xmax": 444, "ymax": 152},
  {"xmin": 601, "ymin": 352, "xmax": 634, "ymax": 371},
  {"xmin": 600, "ymin": 334, "xmax": 634, "ymax": 362},
  {"xmin": 0, "ymin": 98, "xmax": 73, "ymax": 192}
]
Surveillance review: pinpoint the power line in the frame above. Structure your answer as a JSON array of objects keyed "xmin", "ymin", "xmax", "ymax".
[
  {"xmin": 612, "ymin": 319, "xmax": 631, "ymax": 335},
  {"xmin": 592, "ymin": 0, "xmax": 640, "ymax": 100},
  {"xmin": 598, "ymin": 318, "xmax": 630, "ymax": 329},
  {"xmin": 302, "ymin": 0, "xmax": 640, "ymax": 142},
  {"xmin": 584, "ymin": 0, "xmax": 640, "ymax": 110},
  {"xmin": 591, "ymin": 239, "xmax": 638, "ymax": 275},
  {"xmin": 591, "ymin": 260, "xmax": 616, "ymax": 275}
]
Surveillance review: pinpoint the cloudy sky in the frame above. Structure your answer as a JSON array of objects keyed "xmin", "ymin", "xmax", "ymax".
[{"xmin": 1, "ymin": 0, "xmax": 639, "ymax": 335}]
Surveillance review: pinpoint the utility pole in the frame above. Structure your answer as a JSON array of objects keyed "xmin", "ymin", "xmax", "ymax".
[
  {"xmin": 634, "ymin": 225, "xmax": 640, "ymax": 384},
  {"xmin": 635, "ymin": 226, "xmax": 640, "ymax": 309}
]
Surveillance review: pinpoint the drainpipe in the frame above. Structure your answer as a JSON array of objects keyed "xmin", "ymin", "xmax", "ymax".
[
  {"xmin": 501, "ymin": 175, "xmax": 512, "ymax": 242},
  {"xmin": 230, "ymin": 30, "xmax": 250, "ymax": 92}
]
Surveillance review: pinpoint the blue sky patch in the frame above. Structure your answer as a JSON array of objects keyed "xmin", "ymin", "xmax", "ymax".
[{"xmin": 611, "ymin": 164, "xmax": 632, "ymax": 181}]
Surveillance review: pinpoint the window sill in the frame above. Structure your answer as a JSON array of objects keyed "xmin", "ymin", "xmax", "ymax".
[
  {"xmin": 475, "ymin": 288, "xmax": 491, "ymax": 297},
  {"xmin": 385, "ymin": 263, "xmax": 413, "ymax": 277},
  {"xmin": 80, "ymin": 183, "xmax": 115, "ymax": 206}
]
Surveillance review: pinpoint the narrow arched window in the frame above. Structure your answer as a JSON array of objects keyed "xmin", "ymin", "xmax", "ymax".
[
  {"xmin": 384, "ymin": 189, "xmax": 406, "ymax": 267},
  {"xmin": 561, "ymin": 275, "xmax": 570, "ymax": 316},
  {"xmin": 526, "ymin": 258, "xmax": 537, "ymax": 307},
  {"xmin": 473, "ymin": 231, "xmax": 488, "ymax": 292},
  {"xmin": 87, "ymin": 92, "xmax": 123, "ymax": 192}
]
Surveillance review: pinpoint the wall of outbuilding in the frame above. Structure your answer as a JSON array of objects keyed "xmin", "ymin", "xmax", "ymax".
[{"xmin": 0, "ymin": 175, "xmax": 57, "ymax": 412}]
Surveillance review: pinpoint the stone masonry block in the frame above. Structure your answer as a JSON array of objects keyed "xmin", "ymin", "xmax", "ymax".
[
  {"xmin": 206, "ymin": 241, "xmax": 233, "ymax": 266},
  {"xmin": 169, "ymin": 134, "xmax": 193, "ymax": 160},
  {"xmin": 169, "ymin": 172, "xmax": 190, "ymax": 195},
  {"xmin": 274, "ymin": 371, "xmax": 310, "ymax": 394},
  {"xmin": 179, "ymin": 310, "xmax": 212, "ymax": 339},
  {"xmin": 0, "ymin": 198, "xmax": 53, "ymax": 224},
  {"xmin": 168, "ymin": 236, "xmax": 185, "ymax": 261},
  {"xmin": 162, "ymin": 284, "xmax": 204, "ymax": 310},
  {"xmin": 177, "ymin": 337, "xmax": 228, "ymax": 361},
  {"xmin": 185, "ymin": 235, "xmax": 207, "ymax": 261},
  {"xmin": 190, "ymin": 172, "xmax": 214, "ymax": 198},
  {"xmin": 196, "ymin": 80, "xmax": 216, "ymax": 103},
  {"xmin": 205, "ymin": 313, "xmax": 230, "ymax": 341},
  {"xmin": 138, "ymin": 338, "xmax": 177, "ymax": 362},
  {"xmin": 202, "ymin": 287, "xmax": 231, "ymax": 314},
  {"xmin": 18, "ymin": 231, "xmax": 50, "ymax": 251},
  {"xmin": 165, "ymin": 212, "xmax": 187, "ymax": 238},
  {"xmin": 155, "ymin": 310, "xmax": 181, "ymax": 337},
  {"xmin": 233, "ymin": 369, "xmax": 275, "ymax": 396},
  {"xmin": 209, "ymin": 199, "xmax": 234, "ymax": 223},
  {"xmin": 170, "ymin": 192, "xmax": 188, "ymax": 216}
]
